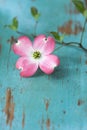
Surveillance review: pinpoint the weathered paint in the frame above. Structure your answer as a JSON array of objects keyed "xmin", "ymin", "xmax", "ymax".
[
  {"xmin": 58, "ymin": 20, "xmax": 83, "ymax": 35},
  {"xmin": 4, "ymin": 89, "xmax": 15, "ymax": 127},
  {"xmin": 0, "ymin": 0, "xmax": 87, "ymax": 130}
]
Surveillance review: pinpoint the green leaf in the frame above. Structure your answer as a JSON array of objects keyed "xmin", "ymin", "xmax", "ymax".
[
  {"xmin": 50, "ymin": 31, "xmax": 65, "ymax": 42},
  {"xmin": 4, "ymin": 17, "xmax": 18, "ymax": 31},
  {"xmin": 12, "ymin": 17, "xmax": 18, "ymax": 29},
  {"xmin": 59, "ymin": 34, "xmax": 65, "ymax": 42},
  {"xmin": 83, "ymin": 9, "xmax": 87, "ymax": 18},
  {"xmin": 8, "ymin": 25, "xmax": 17, "ymax": 31},
  {"xmin": 34, "ymin": 13, "xmax": 41, "ymax": 20},
  {"xmin": 31, "ymin": 7, "xmax": 40, "ymax": 20},
  {"xmin": 50, "ymin": 32, "xmax": 60, "ymax": 41},
  {"xmin": 31, "ymin": 7, "xmax": 38, "ymax": 16},
  {"xmin": 72, "ymin": 0, "xmax": 85, "ymax": 13}
]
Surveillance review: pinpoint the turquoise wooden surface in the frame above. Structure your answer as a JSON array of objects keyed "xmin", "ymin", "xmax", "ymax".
[{"xmin": 0, "ymin": 0, "xmax": 87, "ymax": 130}]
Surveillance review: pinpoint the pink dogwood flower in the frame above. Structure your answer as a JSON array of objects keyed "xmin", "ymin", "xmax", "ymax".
[{"xmin": 12, "ymin": 35, "xmax": 60, "ymax": 77}]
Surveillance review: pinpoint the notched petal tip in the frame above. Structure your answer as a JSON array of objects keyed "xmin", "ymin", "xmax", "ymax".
[
  {"xmin": 18, "ymin": 66, "xmax": 23, "ymax": 71},
  {"xmin": 12, "ymin": 36, "xmax": 33, "ymax": 56},
  {"xmin": 33, "ymin": 35, "xmax": 55, "ymax": 54},
  {"xmin": 15, "ymin": 56, "xmax": 38, "ymax": 77},
  {"xmin": 43, "ymin": 37, "xmax": 48, "ymax": 43}
]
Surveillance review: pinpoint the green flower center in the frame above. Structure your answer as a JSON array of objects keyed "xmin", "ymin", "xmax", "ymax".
[{"xmin": 33, "ymin": 51, "xmax": 41, "ymax": 59}]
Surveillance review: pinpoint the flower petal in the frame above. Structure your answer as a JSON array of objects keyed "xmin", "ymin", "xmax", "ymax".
[
  {"xmin": 39, "ymin": 55, "xmax": 60, "ymax": 74},
  {"xmin": 33, "ymin": 35, "xmax": 55, "ymax": 55},
  {"xmin": 12, "ymin": 36, "xmax": 33, "ymax": 56},
  {"xmin": 16, "ymin": 57, "xmax": 38, "ymax": 77}
]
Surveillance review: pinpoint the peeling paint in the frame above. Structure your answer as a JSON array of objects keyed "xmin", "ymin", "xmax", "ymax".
[
  {"xmin": 64, "ymin": 2, "xmax": 79, "ymax": 14},
  {"xmin": 44, "ymin": 99, "xmax": 50, "ymax": 111},
  {"xmin": 46, "ymin": 118, "xmax": 50, "ymax": 130},
  {"xmin": 85, "ymin": 60, "xmax": 87, "ymax": 65},
  {"xmin": 58, "ymin": 20, "xmax": 83, "ymax": 35},
  {"xmin": 77, "ymin": 99, "xmax": 84, "ymax": 106},
  {"xmin": 22, "ymin": 110, "xmax": 25, "ymax": 128},
  {"xmin": 4, "ymin": 89, "xmax": 15, "ymax": 127}
]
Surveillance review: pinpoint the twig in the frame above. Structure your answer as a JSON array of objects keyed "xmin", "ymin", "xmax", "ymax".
[
  {"xmin": 55, "ymin": 41, "xmax": 87, "ymax": 52},
  {"xmin": 79, "ymin": 43, "xmax": 87, "ymax": 51},
  {"xmin": 34, "ymin": 20, "xmax": 38, "ymax": 36},
  {"xmin": 16, "ymin": 31, "xmax": 26, "ymax": 35},
  {"xmin": 16, "ymin": 30, "xmax": 36, "ymax": 39},
  {"xmin": 80, "ymin": 18, "xmax": 87, "ymax": 45},
  {"xmin": 55, "ymin": 18, "xmax": 87, "ymax": 52},
  {"xmin": 62, "ymin": 41, "xmax": 80, "ymax": 47}
]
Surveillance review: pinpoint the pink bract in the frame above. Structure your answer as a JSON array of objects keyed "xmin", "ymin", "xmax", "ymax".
[{"xmin": 12, "ymin": 35, "xmax": 60, "ymax": 77}]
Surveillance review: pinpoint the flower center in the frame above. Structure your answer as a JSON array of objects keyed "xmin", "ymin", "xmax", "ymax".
[{"xmin": 33, "ymin": 51, "xmax": 41, "ymax": 59}]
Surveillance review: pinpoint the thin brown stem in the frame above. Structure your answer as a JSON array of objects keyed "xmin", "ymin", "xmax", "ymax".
[
  {"xmin": 62, "ymin": 41, "xmax": 80, "ymax": 47},
  {"xmin": 54, "ymin": 18, "xmax": 87, "ymax": 52},
  {"xmin": 7, "ymin": 44, "xmax": 11, "ymax": 70},
  {"xmin": 79, "ymin": 43, "xmax": 87, "ymax": 51},
  {"xmin": 16, "ymin": 31, "xmax": 30, "ymax": 36},
  {"xmin": 34, "ymin": 20, "xmax": 38, "ymax": 36},
  {"xmin": 80, "ymin": 18, "xmax": 87, "ymax": 45},
  {"xmin": 16, "ymin": 30, "xmax": 35, "ymax": 39},
  {"xmin": 54, "ymin": 45, "xmax": 64, "ymax": 52},
  {"xmin": 55, "ymin": 41, "xmax": 87, "ymax": 52}
]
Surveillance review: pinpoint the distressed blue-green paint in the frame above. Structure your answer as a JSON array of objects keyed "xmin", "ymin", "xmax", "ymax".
[{"xmin": 0, "ymin": 0, "xmax": 87, "ymax": 130}]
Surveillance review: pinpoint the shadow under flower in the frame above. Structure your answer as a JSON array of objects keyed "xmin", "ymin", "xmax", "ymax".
[
  {"xmin": 32, "ymin": 66, "xmax": 68, "ymax": 79},
  {"xmin": 48, "ymin": 66, "xmax": 69, "ymax": 80},
  {"xmin": 32, "ymin": 68, "xmax": 45, "ymax": 78}
]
